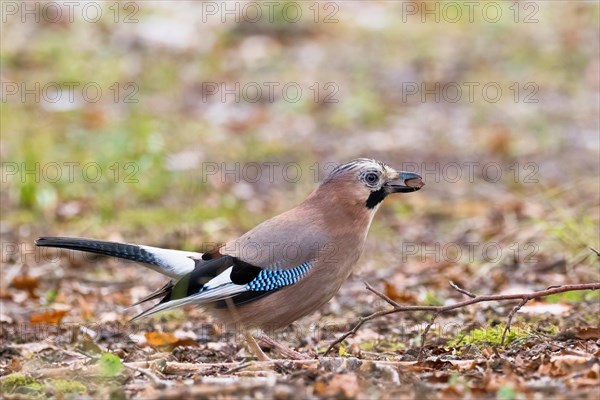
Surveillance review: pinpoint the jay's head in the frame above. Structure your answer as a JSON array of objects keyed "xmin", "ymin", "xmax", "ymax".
[{"xmin": 322, "ymin": 158, "xmax": 424, "ymax": 209}]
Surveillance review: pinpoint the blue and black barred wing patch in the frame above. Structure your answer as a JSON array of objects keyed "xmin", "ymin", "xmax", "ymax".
[
  {"xmin": 246, "ymin": 261, "xmax": 312, "ymax": 291},
  {"xmin": 214, "ymin": 260, "xmax": 313, "ymax": 308}
]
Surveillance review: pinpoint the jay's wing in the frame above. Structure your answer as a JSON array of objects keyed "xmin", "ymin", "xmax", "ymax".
[
  {"xmin": 34, "ymin": 236, "xmax": 314, "ymax": 321},
  {"xmin": 130, "ymin": 255, "xmax": 313, "ymax": 321}
]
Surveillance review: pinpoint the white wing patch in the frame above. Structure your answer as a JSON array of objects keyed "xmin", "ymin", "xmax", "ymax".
[
  {"xmin": 201, "ymin": 266, "xmax": 234, "ymax": 290},
  {"xmin": 139, "ymin": 245, "xmax": 199, "ymax": 278}
]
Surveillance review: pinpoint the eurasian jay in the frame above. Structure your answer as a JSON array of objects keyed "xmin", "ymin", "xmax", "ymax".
[{"xmin": 36, "ymin": 158, "xmax": 423, "ymax": 359}]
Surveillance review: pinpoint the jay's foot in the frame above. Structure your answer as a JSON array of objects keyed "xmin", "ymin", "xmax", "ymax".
[
  {"xmin": 244, "ymin": 331, "xmax": 309, "ymax": 360},
  {"xmin": 258, "ymin": 333, "xmax": 309, "ymax": 360},
  {"xmin": 244, "ymin": 331, "xmax": 271, "ymax": 361}
]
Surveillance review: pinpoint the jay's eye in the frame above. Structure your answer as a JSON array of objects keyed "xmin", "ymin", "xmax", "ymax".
[{"xmin": 364, "ymin": 172, "xmax": 379, "ymax": 185}]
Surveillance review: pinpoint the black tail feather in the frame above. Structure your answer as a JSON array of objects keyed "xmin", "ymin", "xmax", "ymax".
[
  {"xmin": 35, "ymin": 236, "xmax": 199, "ymax": 278},
  {"xmin": 35, "ymin": 236, "xmax": 160, "ymax": 265}
]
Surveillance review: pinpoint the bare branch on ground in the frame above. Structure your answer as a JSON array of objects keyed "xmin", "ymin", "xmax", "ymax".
[{"xmin": 324, "ymin": 282, "xmax": 600, "ymax": 356}]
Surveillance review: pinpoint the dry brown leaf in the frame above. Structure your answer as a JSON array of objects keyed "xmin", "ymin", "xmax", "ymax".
[
  {"xmin": 10, "ymin": 275, "xmax": 39, "ymax": 298},
  {"xmin": 585, "ymin": 364, "xmax": 600, "ymax": 379},
  {"xmin": 486, "ymin": 124, "xmax": 512, "ymax": 156},
  {"xmin": 8, "ymin": 357, "xmax": 22, "ymax": 372},
  {"xmin": 111, "ymin": 291, "xmax": 133, "ymax": 306},
  {"xmin": 82, "ymin": 107, "xmax": 106, "ymax": 130},
  {"xmin": 145, "ymin": 331, "xmax": 179, "ymax": 347},
  {"xmin": 541, "ymin": 354, "xmax": 596, "ymax": 377},
  {"xmin": 314, "ymin": 374, "xmax": 360, "ymax": 398},
  {"xmin": 550, "ymin": 354, "xmax": 593, "ymax": 366},
  {"xmin": 0, "ymin": 286, "xmax": 13, "ymax": 300},
  {"xmin": 144, "ymin": 332, "xmax": 198, "ymax": 350},
  {"xmin": 449, "ymin": 359, "xmax": 478, "ymax": 372},
  {"xmin": 350, "ymin": 343, "xmax": 361, "ymax": 357},
  {"xmin": 441, "ymin": 384, "xmax": 466, "ymax": 398},
  {"xmin": 574, "ymin": 327, "xmax": 600, "ymax": 340},
  {"xmin": 572, "ymin": 377, "xmax": 600, "ymax": 387},
  {"xmin": 77, "ymin": 294, "xmax": 94, "ymax": 320},
  {"xmin": 173, "ymin": 338, "xmax": 200, "ymax": 348},
  {"xmin": 383, "ymin": 280, "xmax": 418, "ymax": 303},
  {"xmin": 313, "ymin": 381, "xmax": 328, "ymax": 395},
  {"xmin": 30, "ymin": 309, "xmax": 69, "ymax": 324}
]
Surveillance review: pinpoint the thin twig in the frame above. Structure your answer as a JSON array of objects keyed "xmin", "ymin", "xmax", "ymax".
[
  {"xmin": 224, "ymin": 361, "xmax": 254, "ymax": 375},
  {"xmin": 365, "ymin": 281, "xmax": 401, "ymax": 308},
  {"xmin": 324, "ymin": 282, "xmax": 600, "ymax": 356},
  {"xmin": 501, "ymin": 298, "xmax": 529, "ymax": 345},
  {"xmin": 322, "ymin": 315, "xmax": 375, "ymax": 356},
  {"xmin": 590, "ymin": 247, "xmax": 600, "ymax": 257},
  {"xmin": 224, "ymin": 358, "xmax": 319, "ymax": 374},
  {"xmin": 123, "ymin": 362, "xmax": 173, "ymax": 388},
  {"xmin": 449, "ymin": 281, "xmax": 477, "ymax": 298},
  {"xmin": 126, "ymin": 360, "xmax": 240, "ymax": 372},
  {"xmin": 417, "ymin": 312, "xmax": 441, "ymax": 361}
]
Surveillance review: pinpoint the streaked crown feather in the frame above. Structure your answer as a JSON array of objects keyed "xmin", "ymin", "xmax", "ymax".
[{"xmin": 325, "ymin": 158, "xmax": 388, "ymax": 181}]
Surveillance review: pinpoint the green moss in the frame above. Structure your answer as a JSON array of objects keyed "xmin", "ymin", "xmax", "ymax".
[
  {"xmin": 99, "ymin": 353, "xmax": 123, "ymax": 377},
  {"xmin": 537, "ymin": 323, "xmax": 560, "ymax": 336},
  {"xmin": 536, "ymin": 212, "xmax": 599, "ymax": 256},
  {"xmin": 1, "ymin": 373, "xmax": 44, "ymax": 394},
  {"xmin": 545, "ymin": 290, "xmax": 600, "ymax": 303},
  {"xmin": 424, "ymin": 291, "xmax": 444, "ymax": 306},
  {"xmin": 497, "ymin": 385, "xmax": 518, "ymax": 400},
  {"xmin": 448, "ymin": 325, "xmax": 529, "ymax": 349},
  {"xmin": 48, "ymin": 379, "xmax": 87, "ymax": 394},
  {"xmin": 359, "ymin": 339, "xmax": 405, "ymax": 352},
  {"xmin": 45, "ymin": 288, "xmax": 59, "ymax": 304},
  {"xmin": 146, "ymin": 308, "xmax": 185, "ymax": 322}
]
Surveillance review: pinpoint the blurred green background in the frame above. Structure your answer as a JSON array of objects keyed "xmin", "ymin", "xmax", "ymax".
[
  {"xmin": 1, "ymin": 3, "xmax": 599, "ymax": 397},
  {"xmin": 1, "ymin": 1, "xmax": 598, "ymax": 274}
]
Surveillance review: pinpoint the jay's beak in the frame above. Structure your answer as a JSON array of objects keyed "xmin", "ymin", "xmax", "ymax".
[{"xmin": 384, "ymin": 171, "xmax": 424, "ymax": 193}]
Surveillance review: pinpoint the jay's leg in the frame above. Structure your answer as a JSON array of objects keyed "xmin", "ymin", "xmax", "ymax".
[
  {"xmin": 244, "ymin": 331, "xmax": 270, "ymax": 361},
  {"xmin": 258, "ymin": 332, "xmax": 308, "ymax": 360},
  {"xmin": 244, "ymin": 330, "xmax": 308, "ymax": 360}
]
